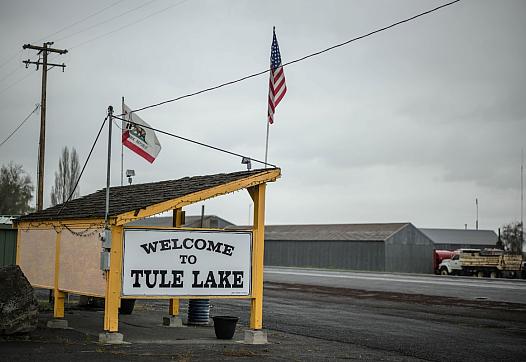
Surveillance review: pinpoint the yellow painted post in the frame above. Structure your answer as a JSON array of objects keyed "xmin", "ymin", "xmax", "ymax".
[
  {"xmin": 169, "ymin": 208, "xmax": 184, "ymax": 316},
  {"xmin": 53, "ymin": 228, "xmax": 65, "ymax": 318},
  {"xmin": 104, "ymin": 225, "xmax": 124, "ymax": 332},
  {"xmin": 248, "ymin": 183, "xmax": 266, "ymax": 329},
  {"xmin": 15, "ymin": 227, "xmax": 22, "ymax": 265}
]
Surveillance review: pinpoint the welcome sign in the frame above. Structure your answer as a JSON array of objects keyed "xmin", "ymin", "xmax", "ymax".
[{"xmin": 122, "ymin": 229, "xmax": 252, "ymax": 297}]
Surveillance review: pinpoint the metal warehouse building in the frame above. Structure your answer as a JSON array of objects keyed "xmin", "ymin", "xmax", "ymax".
[
  {"xmin": 264, "ymin": 223, "xmax": 435, "ymax": 274},
  {"xmin": 419, "ymin": 228, "xmax": 498, "ymax": 250}
]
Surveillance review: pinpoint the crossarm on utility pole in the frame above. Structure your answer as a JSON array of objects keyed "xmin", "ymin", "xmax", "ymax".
[{"xmin": 23, "ymin": 43, "xmax": 68, "ymax": 54}]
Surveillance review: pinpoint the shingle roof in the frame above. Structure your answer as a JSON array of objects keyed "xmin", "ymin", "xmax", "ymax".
[
  {"xmin": 18, "ymin": 168, "xmax": 279, "ymax": 222},
  {"xmin": 262, "ymin": 223, "xmax": 410, "ymax": 241},
  {"xmin": 419, "ymin": 228, "xmax": 497, "ymax": 246}
]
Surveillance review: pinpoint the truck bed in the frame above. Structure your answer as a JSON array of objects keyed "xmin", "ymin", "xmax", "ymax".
[{"xmin": 460, "ymin": 254, "xmax": 522, "ymax": 271}]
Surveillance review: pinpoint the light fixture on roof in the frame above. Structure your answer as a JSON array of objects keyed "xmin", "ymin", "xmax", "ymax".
[
  {"xmin": 126, "ymin": 169, "xmax": 135, "ymax": 185},
  {"xmin": 241, "ymin": 157, "xmax": 252, "ymax": 171}
]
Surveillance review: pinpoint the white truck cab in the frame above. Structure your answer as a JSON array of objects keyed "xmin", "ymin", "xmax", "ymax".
[{"xmin": 438, "ymin": 253, "xmax": 462, "ymax": 275}]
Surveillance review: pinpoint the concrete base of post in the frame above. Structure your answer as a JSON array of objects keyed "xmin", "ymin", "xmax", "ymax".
[
  {"xmin": 98, "ymin": 332, "xmax": 125, "ymax": 344},
  {"xmin": 162, "ymin": 316, "xmax": 184, "ymax": 327},
  {"xmin": 244, "ymin": 329, "xmax": 268, "ymax": 344},
  {"xmin": 46, "ymin": 319, "xmax": 69, "ymax": 329}
]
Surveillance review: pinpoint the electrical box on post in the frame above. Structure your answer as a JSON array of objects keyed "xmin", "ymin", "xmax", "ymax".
[
  {"xmin": 100, "ymin": 251, "xmax": 110, "ymax": 271},
  {"xmin": 100, "ymin": 228, "xmax": 112, "ymax": 249}
]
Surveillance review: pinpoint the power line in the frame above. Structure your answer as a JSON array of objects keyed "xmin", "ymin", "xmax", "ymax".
[
  {"xmin": 35, "ymin": 0, "xmax": 126, "ymax": 43},
  {"xmin": 68, "ymin": 0, "xmax": 190, "ymax": 51},
  {"xmin": 0, "ymin": 1, "xmax": 124, "ymax": 76},
  {"xmin": 129, "ymin": 0, "xmax": 461, "ymax": 115},
  {"xmin": 57, "ymin": 115, "xmax": 108, "ymax": 216},
  {"xmin": 0, "ymin": 104, "xmax": 40, "ymax": 148},
  {"xmin": 54, "ymin": 0, "xmax": 159, "ymax": 43},
  {"xmin": 0, "ymin": 50, "xmax": 22, "ymax": 71},
  {"xmin": 113, "ymin": 114, "xmax": 276, "ymax": 168},
  {"xmin": 0, "ymin": 0, "xmax": 190, "ymax": 100},
  {"xmin": 0, "ymin": 70, "xmax": 36, "ymax": 95},
  {"xmin": 0, "ymin": 54, "xmax": 42, "ymax": 88},
  {"xmin": 0, "ymin": 64, "xmax": 22, "ymax": 84}
]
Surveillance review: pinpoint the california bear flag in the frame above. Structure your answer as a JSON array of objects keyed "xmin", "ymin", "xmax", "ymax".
[{"xmin": 122, "ymin": 104, "xmax": 161, "ymax": 163}]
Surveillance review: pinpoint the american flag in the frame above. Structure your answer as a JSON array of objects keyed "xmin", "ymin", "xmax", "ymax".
[{"xmin": 267, "ymin": 27, "xmax": 287, "ymax": 124}]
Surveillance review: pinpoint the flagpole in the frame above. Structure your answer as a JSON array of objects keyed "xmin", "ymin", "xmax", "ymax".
[
  {"xmin": 120, "ymin": 96, "xmax": 124, "ymax": 186},
  {"xmin": 105, "ymin": 106, "xmax": 113, "ymax": 228},
  {"xmin": 264, "ymin": 119, "xmax": 270, "ymax": 168}
]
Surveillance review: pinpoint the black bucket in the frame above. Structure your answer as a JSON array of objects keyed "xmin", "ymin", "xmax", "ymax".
[{"xmin": 212, "ymin": 316, "xmax": 239, "ymax": 340}]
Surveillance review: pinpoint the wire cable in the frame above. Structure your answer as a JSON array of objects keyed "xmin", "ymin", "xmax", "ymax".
[
  {"xmin": 0, "ymin": 70, "xmax": 36, "ymax": 96},
  {"xmin": 0, "ymin": 50, "xmax": 22, "ymax": 71},
  {"xmin": 35, "ymin": 0, "xmax": 126, "ymax": 43},
  {"xmin": 113, "ymin": 114, "xmax": 276, "ymax": 168},
  {"xmin": 129, "ymin": 0, "xmax": 461, "ymax": 115},
  {"xmin": 1, "ymin": 1, "xmax": 124, "ymax": 76},
  {"xmin": 68, "ymin": 0, "xmax": 190, "ymax": 51},
  {"xmin": 57, "ymin": 115, "xmax": 108, "ymax": 216},
  {"xmin": 0, "ymin": 65, "xmax": 23, "ymax": 84},
  {"xmin": 54, "ymin": 0, "xmax": 159, "ymax": 43},
  {"xmin": 0, "ymin": 104, "xmax": 40, "ymax": 148}
]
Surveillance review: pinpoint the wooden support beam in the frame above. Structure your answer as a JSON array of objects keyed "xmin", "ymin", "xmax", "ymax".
[
  {"xmin": 53, "ymin": 229, "xmax": 65, "ymax": 318},
  {"xmin": 169, "ymin": 208, "xmax": 184, "ymax": 316},
  {"xmin": 248, "ymin": 183, "xmax": 266, "ymax": 329},
  {"xmin": 104, "ymin": 225, "xmax": 124, "ymax": 332}
]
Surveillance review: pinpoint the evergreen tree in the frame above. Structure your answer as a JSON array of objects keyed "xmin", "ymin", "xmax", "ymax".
[{"xmin": 0, "ymin": 162, "xmax": 34, "ymax": 214}]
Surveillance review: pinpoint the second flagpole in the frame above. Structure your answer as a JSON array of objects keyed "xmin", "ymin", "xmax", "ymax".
[
  {"xmin": 120, "ymin": 96, "xmax": 125, "ymax": 186},
  {"xmin": 264, "ymin": 119, "xmax": 270, "ymax": 168}
]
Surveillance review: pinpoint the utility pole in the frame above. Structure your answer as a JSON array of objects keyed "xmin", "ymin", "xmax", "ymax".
[
  {"xmin": 475, "ymin": 198, "xmax": 479, "ymax": 230},
  {"xmin": 22, "ymin": 42, "xmax": 67, "ymax": 211},
  {"xmin": 521, "ymin": 149, "xmax": 524, "ymax": 248}
]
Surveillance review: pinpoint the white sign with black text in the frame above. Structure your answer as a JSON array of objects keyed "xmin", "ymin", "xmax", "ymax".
[{"xmin": 122, "ymin": 229, "xmax": 252, "ymax": 297}]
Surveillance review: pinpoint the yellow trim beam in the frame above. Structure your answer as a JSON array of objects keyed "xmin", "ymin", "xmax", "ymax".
[
  {"xmin": 169, "ymin": 208, "xmax": 184, "ymax": 316},
  {"xmin": 249, "ymin": 183, "xmax": 266, "ymax": 330},
  {"xmin": 15, "ymin": 227, "xmax": 21, "ymax": 265},
  {"xmin": 53, "ymin": 229, "xmax": 65, "ymax": 318},
  {"xmin": 103, "ymin": 225, "xmax": 124, "ymax": 332},
  {"xmin": 115, "ymin": 169, "xmax": 280, "ymax": 226}
]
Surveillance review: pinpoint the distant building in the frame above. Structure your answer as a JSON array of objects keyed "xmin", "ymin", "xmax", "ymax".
[
  {"xmin": 0, "ymin": 216, "xmax": 17, "ymax": 266},
  {"xmin": 262, "ymin": 223, "xmax": 435, "ymax": 274},
  {"xmin": 419, "ymin": 228, "xmax": 498, "ymax": 250},
  {"xmin": 127, "ymin": 214, "xmax": 235, "ymax": 229},
  {"xmin": 0, "ymin": 215, "xmax": 17, "ymax": 225}
]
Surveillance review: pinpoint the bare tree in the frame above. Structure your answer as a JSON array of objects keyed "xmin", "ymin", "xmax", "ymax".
[
  {"xmin": 500, "ymin": 221, "xmax": 523, "ymax": 254},
  {"xmin": 50, "ymin": 147, "xmax": 80, "ymax": 206},
  {"xmin": 0, "ymin": 162, "xmax": 34, "ymax": 214}
]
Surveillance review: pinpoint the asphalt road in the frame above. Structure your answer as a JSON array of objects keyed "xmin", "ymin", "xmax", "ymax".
[
  {"xmin": 265, "ymin": 266, "xmax": 526, "ymax": 304},
  {"xmin": 212, "ymin": 278, "xmax": 526, "ymax": 361}
]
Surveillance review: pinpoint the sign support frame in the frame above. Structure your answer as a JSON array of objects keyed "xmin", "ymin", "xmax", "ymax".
[
  {"xmin": 103, "ymin": 224, "xmax": 124, "ymax": 332},
  {"xmin": 249, "ymin": 183, "xmax": 266, "ymax": 330}
]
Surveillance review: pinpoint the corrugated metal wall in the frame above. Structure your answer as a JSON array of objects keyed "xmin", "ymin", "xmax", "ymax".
[
  {"xmin": 264, "ymin": 240, "xmax": 385, "ymax": 271},
  {"xmin": 384, "ymin": 225, "xmax": 434, "ymax": 273},
  {"xmin": 0, "ymin": 226, "xmax": 17, "ymax": 266}
]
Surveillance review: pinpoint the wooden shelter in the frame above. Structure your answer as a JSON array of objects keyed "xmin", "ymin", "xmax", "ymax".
[{"xmin": 15, "ymin": 168, "xmax": 280, "ymax": 333}]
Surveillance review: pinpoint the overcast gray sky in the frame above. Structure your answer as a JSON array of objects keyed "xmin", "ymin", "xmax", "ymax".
[{"xmin": 1, "ymin": 0, "xmax": 525, "ymax": 230}]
